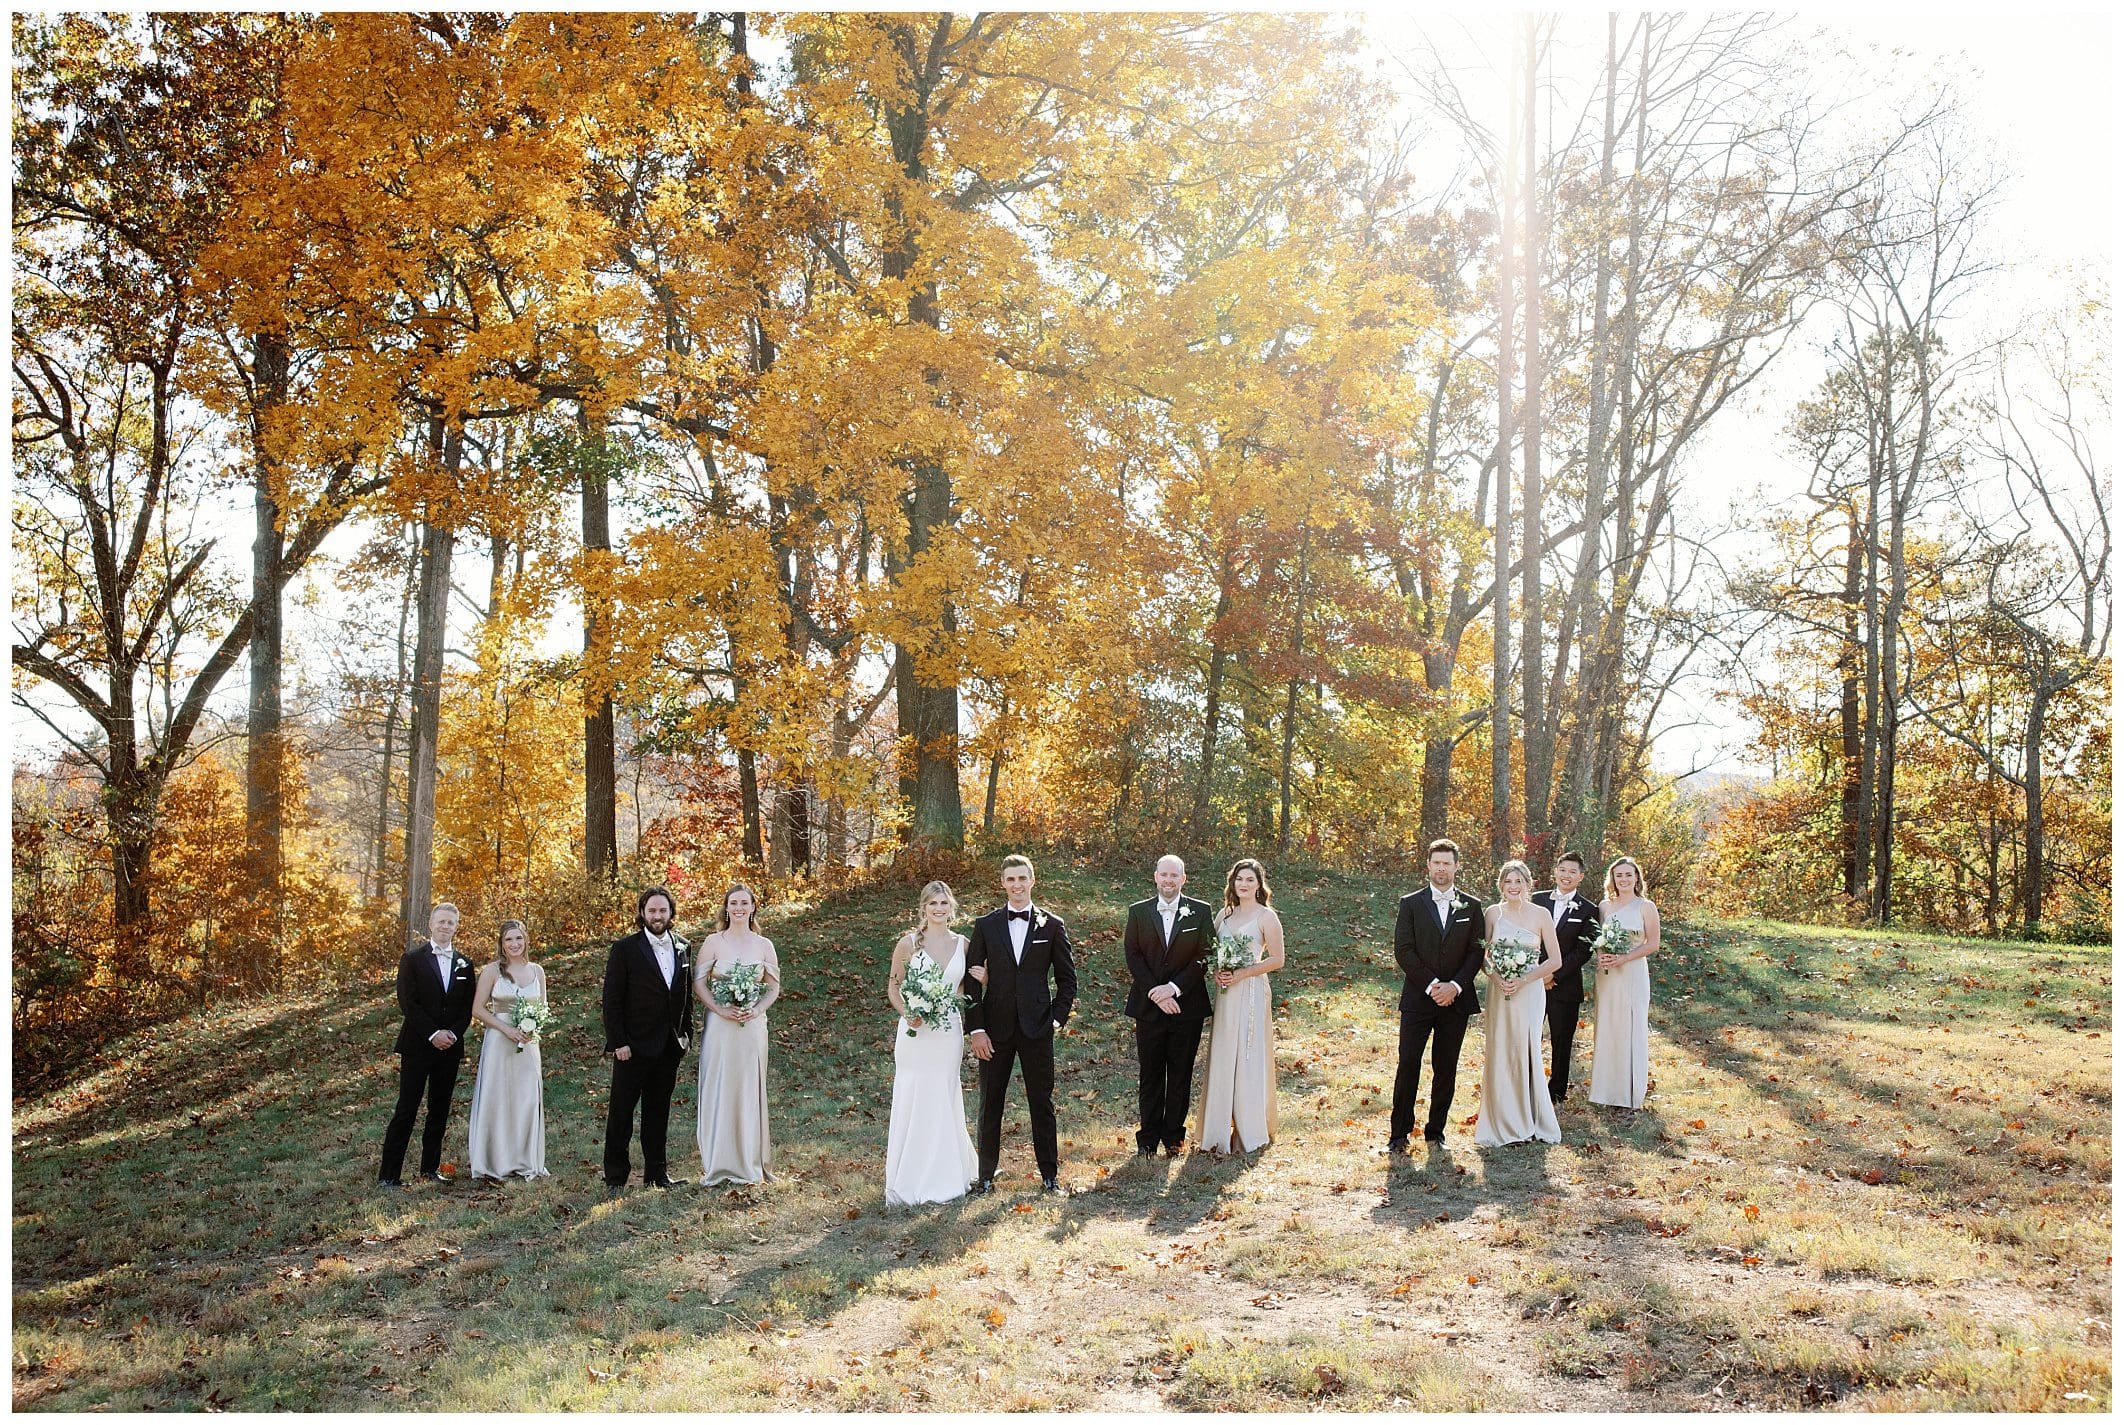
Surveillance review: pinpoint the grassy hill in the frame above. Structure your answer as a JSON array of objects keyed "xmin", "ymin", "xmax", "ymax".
[{"xmin": 12, "ymin": 863, "xmax": 2112, "ymax": 1410}]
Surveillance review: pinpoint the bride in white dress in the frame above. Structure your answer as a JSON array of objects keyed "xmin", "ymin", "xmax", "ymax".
[
  {"xmin": 884, "ymin": 881, "xmax": 984, "ymax": 1206},
  {"xmin": 1474, "ymin": 860, "xmax": 1564, "ymax": 1147}
]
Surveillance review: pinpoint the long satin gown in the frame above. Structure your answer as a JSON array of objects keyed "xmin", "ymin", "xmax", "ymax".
[
  {"xmin": 1194, "ymin": 914, "xmax": 1278, "ymax": 1154},
  {"xmin": 884, "ymin": 936, "xmax": 980, "ymax": 1206},
  {"xmin": 467, "ymin": 967, "xmax": 549, "ymax": 1180},
  {"xmin": 695, "ymin": 943, "xmax": 777, "ymax": 1185},
  {"xmin": 1590, "ymin": 899, "xmax": 1652, "ymax": 1108},
  {"xmin": 1474, "ymin": 918, "xmax": 1561, "ymax": 1146}
]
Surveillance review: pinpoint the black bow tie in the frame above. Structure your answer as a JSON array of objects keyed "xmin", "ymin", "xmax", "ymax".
[{"xmin": 1007, "ymin": 908, "xmax": 1032, "ymax": 922}]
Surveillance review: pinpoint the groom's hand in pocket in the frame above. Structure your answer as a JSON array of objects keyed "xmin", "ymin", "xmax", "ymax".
[{"xmin": 970, "ymin": 1030, "xmax": 993, "ymax": 1061}]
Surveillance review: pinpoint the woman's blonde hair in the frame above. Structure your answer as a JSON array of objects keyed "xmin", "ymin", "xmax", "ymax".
[
  {"xmin": 1496, "ymin": 859, "xmax": 1533, "ymax": 894},
  {"xmin": 1604, "ymin": 856, "xmax": 1646, "ymax": 901},
  {"xmin": 913, "ymin": 879, "xmax": 958, "ymax": 934}
]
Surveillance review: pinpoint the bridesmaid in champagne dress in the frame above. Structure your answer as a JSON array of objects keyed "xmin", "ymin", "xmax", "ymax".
[
  {"xmin": 467, "ymin": 919, "xmax": 549, "ymax": 1181},
  {"xmin": 1590, "ymin": 856, "xmax": 1659, "ymax": 1110},
  {"xmin": 694, "ymin": 884, "xmax": 780, "ymax": 1185},
  {"xmin": 1474, "ymin": 862, "xmax": 1564, "ymax": 1147},
  {"xmin": 883, "ymin": 880, "xmax": 986, "ymax": 1206},
  {"xmin": 1195, "ymin": 859, "xmax": 1283, "ymax": 1156}
]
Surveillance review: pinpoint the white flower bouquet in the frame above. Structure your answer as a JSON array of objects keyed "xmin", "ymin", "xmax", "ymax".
[
  {"xmin": 899, "ymin": 952, "xmax": 968, "ymax": 1036},
  {"xmin": 1210, "ymin": 931, "xmax": 1257, "ymax": 975},
  {"xmin": 1484, "ymin": 937, "xmax": 1540, "ymax": 983},
  {"xmin": 711, "ymin": 960, "xmax": 766, "ymax": 1011},
  {"xmin": 505, "ymin": 997, "xmax": 553, "ymax": 1052},
  {"xmin": 1590, "ymin": 919, "xmax": 1637, "ymax": 965}
]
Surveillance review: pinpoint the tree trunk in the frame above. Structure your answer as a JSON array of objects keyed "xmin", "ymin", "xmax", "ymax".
[
  {"xmin": 245, "ymin": 330, "xmax": 289, "ymax": 986},
  {"xmin": 882, "ymin": 38, "xmax": 965, "ymax": 852},
  {"xmin": 983, "ymin": 695, "xmax": 1006, "ymax": 834},
  {"xmin": 373, "ymin": 530, "xmax": 417, "ymax": 901},
  {"xmin": 2022, "ymin": 686, "xmax": 2047, "ymax": 932},
  {"xmin": 580, "ymin": 409, "xmax": 619, "ymax": 882},
  {"xmin": 1547, "ymin": 15, "xmax": 1620, "ymax": 851},
  {"xmin": 1277, "ymin": 531, "xmax": 1312, "ymax": 858},
  {"xmin": 399, "ymin": 425, "xmax": 460, "ymax": 950},
  {"xmin": 1490, "ymin": 41, "xmax": 1518, "ymax": 867},
  {"xmin": 1518, "ymin": 15, "xmax": 1551, "ymax": 862},
  {"xmin": 1191, "ymin": 555, "xmax": 1236, "ymax": 845},
  {"xmin": 738, "ymin": 744, "xmax": 763, "ymax": 864},
  {"xmin": 1838, "ymin": 508, "xmax": 1866, "ymax": 901}
]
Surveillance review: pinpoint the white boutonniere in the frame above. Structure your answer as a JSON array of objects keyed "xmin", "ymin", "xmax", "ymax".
[
  {"xmin": 1176, "ymin": 905, "xmax": 1196, "ymax": 921},
  {"xmin": 1033, "ymin": 909, "xmax": 1049, "ymax": 932}
]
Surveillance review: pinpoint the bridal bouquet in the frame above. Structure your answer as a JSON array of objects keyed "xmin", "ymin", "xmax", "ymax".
[
  {"xmin": 506, "ymin": 997, "xmax": 553, "ymax": 1053},
  {"xmin": 1590, "ymin": 919, "xmax": 1637, "ymax": 965},
  {"xmin": 711, "ymin": 960, "xmax": 766, "ymax": 1012},
  {"xmin": 1484, "ymin": 937, "xmax": 1540, "ymax": 983},
  {"xmin": 899, "ymin": 954, "xmax": 968, "ymax": 1037},
  {"xmin": 1210, "ymin": 931, "xmax": 1257, "ymax": 975}
]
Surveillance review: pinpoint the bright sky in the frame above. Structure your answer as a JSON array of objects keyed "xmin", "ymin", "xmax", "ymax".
[{"xmin": 1369, "ymin": 8, "xmax": 2115, "ymax": 783}]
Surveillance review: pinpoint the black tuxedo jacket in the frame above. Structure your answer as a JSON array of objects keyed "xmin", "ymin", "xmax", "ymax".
[
  {"xmin": 1532, "ymin": 889, "xmax": 1601, "ymax": 1000},
  {"xmin": 962, "ymin": 905, "xmax": 1077, "ymax": 1041},
  {"xmin": 1123, "ymin": 895, "xmax": 1216, "ymax": 1020},
  {"xmin": 393, "ymin": 942, "xmax": 477, "ymax": 1057},
  {"xmin": 1393, "ymin": 885, "xmax": 1487, "ymax": 1017},
  {"xmin": 601, "ymin": 929, "xmax": 695, "ymax": 1059}
]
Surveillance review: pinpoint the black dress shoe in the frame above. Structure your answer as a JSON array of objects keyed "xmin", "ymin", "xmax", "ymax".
[
  {"xmin": 1423, "ymin": 1130, "xmax": 1447, "ymax": 1145},
  {"xmin": 647, "ymin": 1176, "xmax": 677, "ymax": 1190},
  {"xmin": 418, "ymin": 1170, "xmax": 451, "ymax": 1184},
  {"xmin": 377, "ymin": 1178, "xmax": 405, "ymax": 1190},
  {"xmin": 1135, "ymin": 1146, "xmax": 1158, "ymax": 1159},
  {"xmin": 1163, "ymin": 1142, "xmax": 1186, "ymax": 1158},
  {"xmin": 1041, "ymin": 1177, "xmax": 1066, "ymax": 1195},
  {"xmin": 970, "ymin": 1178, "xmax": 995, "ymax": 1195},
  {"xmin": 1386, "ymin": 1138, "xmax": 1409, "ymax": 1155},
  {"xmin": 604, "ymin": 1183, "xmax": 626, "ymax": 1201}
]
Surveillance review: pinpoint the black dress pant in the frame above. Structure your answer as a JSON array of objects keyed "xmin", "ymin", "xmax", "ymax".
[
  {"xmin": 1134, "ymin": 1011, "xmax": 1207, "ymax": 1151},
  {"xmin": 1389, "ymin": 1009, "xmax": 1471, "ymax": 1142},
  {"xmin": 977, "ymin": 1027, "xmax": 1058, "ymax": 1181},
  {"xmin": 1546, "ymin": 989, "xmax": 1584, "ymax": 1100},
  {"xmin": 380, "ymin": 1047, "xmax": 461, "ymax": 1180},
  {"xmin": 604, "ymin": 1045, "xmax": 683, "ymax": 1185}
]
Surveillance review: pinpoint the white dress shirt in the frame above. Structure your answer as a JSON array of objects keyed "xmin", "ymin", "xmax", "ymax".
[
  {"xmin": 646, "ymin": 930, "xmax": 676, "ymax": 987},
  {"xmin": 1425, "ymin": 887, "xmax": 1456, "ymax": 996},
  {"xmin": 1007, "ymin": 908, "xmax": 1032, "ymax": 964},
  {"xmin": 431, "ymin": 942, "xmax": 456, "ymax": 989},
  {"xmin": 1551, "ymin": 893, "xmax": 1571, "ymax": 926},
  {"xmin": 1155, "ymin": 897, "xmax": 1182, "ymax": 999}
]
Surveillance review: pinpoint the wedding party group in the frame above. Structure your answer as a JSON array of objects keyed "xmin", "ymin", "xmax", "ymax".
[{"xmin": 375, "ymin": 842, "xmax": 1660, "ymax": 1205}]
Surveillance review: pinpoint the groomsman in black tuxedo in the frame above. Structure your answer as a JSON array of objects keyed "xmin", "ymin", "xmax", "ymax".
[
  {"xmin": 379, "ymin": 902, "xmax": 477, "ymax": 1188},
  {"xmin": 1533, "ymin": 851, "xmax": 1601, "ymax": 1104},
  {"xmin": 963, "ymin": 854, "xmax": 1077, "ymax": 1194},
  {"xmin": 1122, "ymin": 854, "xmax": 1215, "ymax": 1158},
  {"xmin": 601, "ymin": 886, "xmax": 695, "ymax": 1195},
  {"xmin": 1388, "ymin": 839, "xmax": 1486, "ymax": 1151}
]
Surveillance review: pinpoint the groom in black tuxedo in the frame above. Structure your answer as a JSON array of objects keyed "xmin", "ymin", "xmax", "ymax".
[
  {"xmin": 379, "ymin": 902, "xmax": 477, "ymax": 1187},
  {"xmin": 963, "ymin": 854, "xmax": 1077, "ymax": 1194},
  {"xmin": 601, "ymin": 886, "xmax": 695, "ymax": 1194},
  {"xmin": 1388, "ymin": 838, "xmax": 1486, "ymax": 1150},
  {"xmin": 1123, "ymin": 854, "xmax": 1215, "ymax": 1157},
  {"xmin": 1533, "ymin": 851, "xmax": 1600, "ymax": 1104}
]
